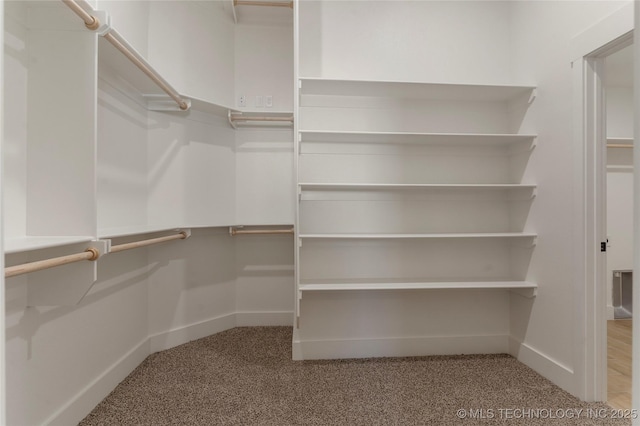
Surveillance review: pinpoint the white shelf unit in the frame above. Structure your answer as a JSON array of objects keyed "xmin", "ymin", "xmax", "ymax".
[
  {"xmin": 3, "ymin": 1, "xmax": 98, "ymax": 254},
  {"xmin": 295, "ymin": 78, "xmax": 537, "ymax": 318}
]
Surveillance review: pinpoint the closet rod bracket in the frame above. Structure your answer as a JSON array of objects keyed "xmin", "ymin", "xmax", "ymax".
[{"xmin": 90, "ymin": 10, "xmax": 112, "ymax": 36}]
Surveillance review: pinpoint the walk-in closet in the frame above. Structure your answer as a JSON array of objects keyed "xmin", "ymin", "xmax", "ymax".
[{"xmin": 1, "ymin": 1, "xmax": 638, "ymax": 424}]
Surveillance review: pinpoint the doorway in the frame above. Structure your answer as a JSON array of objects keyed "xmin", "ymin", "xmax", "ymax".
[
  {"xmin": 603, "ymin": 44, "xmax": 634, "ymax": 409},
  {"xmin": 571, "ymin": 9, "xmax": 633, "ymax": 401}
]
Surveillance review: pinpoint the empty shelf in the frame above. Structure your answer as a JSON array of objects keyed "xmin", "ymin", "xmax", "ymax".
[
  {"xmin": 299, "ymin": 131, "xmax": 537, "ymax": 146},
  {"xmin": 299, "ymin": 280, "xmax": 537, "ymax": 292},
  {"xmin": 299, "ymin": 78, "xmax": 536, "ymax": 102},
  {"xmin": 299, "ymin": 232, "xmax": 537, "ymax": 239},
  {"xmin": 299, "ymin": 183, "xmax": 537, "ymax": 190},
  {"xmin": 5, "ymin": 236, "xmax": 95, "ymax": 254},
  {"xmin": 98, "ymin": 225, "xmax": 184, "ymax": 239}
]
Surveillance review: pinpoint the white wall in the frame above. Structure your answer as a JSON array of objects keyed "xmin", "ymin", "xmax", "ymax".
[
  {"xmin": 96, "ymin": 0, "xmax": 150, "ymax": 56},
  {"xmin": 235, "ymin": 129, "xmax": 294, "ymax": 225},
  {"xmin": 235, "ymin": 234, "xmax": 294, "ymax": 326},
  {"xmin": 97, "ymin": 74, "xmax": 149, "ymax": 231},
  {"xmin": 607, "ymin": 87, "xmax": 634, "ymax": 137},
  {"xmin": 232, "ymin": 15, "xmax": 295, "ymax": 326},
  {"xmin": 3, "ymin": 0, "xmax": 27, "ymax": 239},
  {"xmin": 606, "ymin": 86, "xmax": 634, "ymax": 319},
  {"xmin": 300, "ymin": 0, "xmax": 512, "ymax": 84},
  {"xmin": 146, "ymin": 110, "xmax": 236, "ymax": 228},
  {"xmin": 508, "ymin": 0, "xmax": 630, "ymax": 395},
  {"xmin": 234, "ymin": 23, "xmax": 293, "ymax": 111},
  {"xmin": 234, "ymin": 22, "xmax": 295, "ymax": 226},
  {"xmin": 147, "ymin": 229, "xmax": 237, "ymax": 351}
]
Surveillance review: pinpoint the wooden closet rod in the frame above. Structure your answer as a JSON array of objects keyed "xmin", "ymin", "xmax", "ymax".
[
  {"xmin": 229, "ymin": 227, "xmax": 294, "ymax": 236},
  {"xmin": 5, "ymin": 248, "xmax": 100, "ymax": 279},
  {"xmin": 111, "ymin": 232, "xmax": 189, "ymax": 253},
  {"xmin": 61, "ymin": 0, "xmax": 189, "ymax": 111},
  {"xmin": 608, "ymin": 144, "xmax": 634, "ymax": 148},
  {"xmin": 234, "ymin": 0, "xmax": 293, "ymax": 8},
  {"xmin": 61, "ymin": 0, "xmax": 100, "ymax": 29}
]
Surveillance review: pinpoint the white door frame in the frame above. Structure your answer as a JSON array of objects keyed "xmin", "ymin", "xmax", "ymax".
[
  {"xmin": 571, "ymin": 2, "xmax": 633, "ymax": 402},
  {"xmin": 0, "ymin": 0, "xmax": 7, "ymax": 425},
  {"xmin": 1, "ymin": 0, "xmax": 6, "ymax": 423},
  {"xmin": 633, "ymin": 5, "xmax": 640, "ymax": 419}
]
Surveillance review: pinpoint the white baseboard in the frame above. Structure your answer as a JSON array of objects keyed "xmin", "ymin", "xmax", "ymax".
[
  {"xmin": 235, "ymin": 311, "xmax": 293, "ymax": 326},
  {"xmin": 292, "ymin": 334, "xmax": 509, "ymax": 360},
  {"xmin": 46, "ymin": 338, "xmax": 150, "ymax": 426},
  {"xmin": 509, "ymin": 337, "xmax": 574, "ymax": 394},
  {"xmin": 45, "ymin": 311, "xmax": 295, "ymax": 424},
  {"xmin": 149, "ymin": 313, "xmax": 237, "ymax": 353}
]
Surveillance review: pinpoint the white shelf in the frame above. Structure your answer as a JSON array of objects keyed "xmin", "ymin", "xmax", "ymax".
[
  {"xmin": 299, "ymin": 131, "xmax": 537, "ymax": 146},
  {"xmin": 229, "ymin": 110, "xmax": 294, "ymax": 128},
  {"xmin": 299, "ymin": 78, "xmax": 536, "ymax": 101},
  {"xmin": 98, "ymin": 35, "xmax": 164, "ymax": 98},
  {"xmin": 98, "ymin": 33, "xmax": 233, "ymax": 118},
  {"xmin": 232, "ymin": 109, "xmax": 294, "ymax": 115},
  {"xmin": 299, "ymin": 280, "xmax": 537, "ymax": 292},
  {"xmin": 607, "ymin": 137, "xmax": 633, "ymax": 144},
  {"xmin": 98, "ymin": 225, "xmax": 185, "ymax": 239},
  {"xmin": 5, "ymin": 236, "xmax": 96, "ymax": 254},
  {"xmin": 299, "ymin": 183, "xmax": 536, "ymax": 190},
  {"xmin": 299, "ymin": 232, "xmax": 537, "ymax": 240},
  {"xmin": 188, "ymin": 96, "xmax": 235, "ymax": 118}
]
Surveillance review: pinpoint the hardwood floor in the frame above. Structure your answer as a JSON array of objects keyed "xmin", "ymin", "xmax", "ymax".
[{"xmin": 608, "ymin": 319, "xmax": 632, "ymax": 410}]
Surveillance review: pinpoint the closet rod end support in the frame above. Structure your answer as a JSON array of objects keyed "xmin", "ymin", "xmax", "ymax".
[
  {"xmin": 85, "ymin": 247, "xmax": 100, "ymax": 261},
  {"xmin": 85, "ymin": 16, "xmax": 100, "ymax": 31}
]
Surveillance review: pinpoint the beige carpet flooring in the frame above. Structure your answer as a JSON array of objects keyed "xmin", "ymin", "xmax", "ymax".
[{"xmin": 81, "ymin": 327, "xmax": 630, "ymax": 425}]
